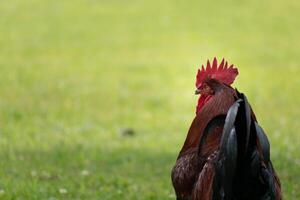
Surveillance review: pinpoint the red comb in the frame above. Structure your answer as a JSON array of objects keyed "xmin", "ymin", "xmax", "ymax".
[{"xmin": 196, "ymin": 58, "xmax": 239, "ymax": 88}]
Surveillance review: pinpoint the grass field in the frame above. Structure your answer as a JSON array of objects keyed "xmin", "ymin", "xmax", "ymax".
[{"xmin": 0, "ymin": 0, "xmax": 300, "ymax": 199}]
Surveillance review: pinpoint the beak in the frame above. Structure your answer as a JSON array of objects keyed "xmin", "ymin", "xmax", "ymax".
[{"xmin": 195, "ymin": 88, "xmax": 201, "ymax": 95}]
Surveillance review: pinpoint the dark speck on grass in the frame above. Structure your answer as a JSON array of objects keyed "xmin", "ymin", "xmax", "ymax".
[{"xmin": 119, "ymin": 128, "xmax": 135, "ymax": 137}]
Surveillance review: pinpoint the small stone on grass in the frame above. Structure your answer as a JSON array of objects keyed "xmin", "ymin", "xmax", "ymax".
[{"xmin": 59, "ymin": 188, "xmax": 68, "ymax": 194}]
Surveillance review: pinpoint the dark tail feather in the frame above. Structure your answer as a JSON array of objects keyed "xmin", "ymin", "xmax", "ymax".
[
  {"xmin": 212, "ymin": 100, "xmax": 240, "ymax": 200},
  {"xmin": 212, "ymin": 93, "xmax": 281, "ymax": 200}
]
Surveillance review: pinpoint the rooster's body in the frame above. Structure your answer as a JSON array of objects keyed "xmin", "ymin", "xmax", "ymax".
[{"xmin": 171, "ymin": 58, "xmax": 281, "ymax": 200}]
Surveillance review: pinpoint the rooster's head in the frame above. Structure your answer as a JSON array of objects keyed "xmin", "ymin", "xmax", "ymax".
[{"xmin": 195, "ymin": 58, "xmax": 239, "ymax": 114}]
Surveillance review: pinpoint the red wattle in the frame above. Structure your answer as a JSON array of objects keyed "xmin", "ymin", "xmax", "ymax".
[{"xmin": 196, "ymin": 95, "xmax": 212, "ymax": 114}]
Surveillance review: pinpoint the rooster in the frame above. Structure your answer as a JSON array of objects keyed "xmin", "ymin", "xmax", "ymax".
[{"xmin": 171, "ymin": 58, "xmax": 281, "ymax": 200}]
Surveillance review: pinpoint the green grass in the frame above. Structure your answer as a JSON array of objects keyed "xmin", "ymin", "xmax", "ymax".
[{"xmin": 0, "ymin": 0, "xmax": 300, "ymax": 199}]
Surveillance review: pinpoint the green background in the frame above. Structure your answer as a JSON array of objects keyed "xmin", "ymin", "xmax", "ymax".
[{"xmin": 0, "ymin": 0, "xmax": 299, "ymax": 199}]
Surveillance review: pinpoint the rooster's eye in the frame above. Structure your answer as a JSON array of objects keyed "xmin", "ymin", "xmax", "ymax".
[{"xmin": 202, "ymin": 83, "xmax": 209, "ymax": 90}]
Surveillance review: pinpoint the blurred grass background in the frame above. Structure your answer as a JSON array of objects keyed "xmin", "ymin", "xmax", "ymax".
[{"xmin": 0, "ymin": 0, "xmax": 299, "ymax": 199}]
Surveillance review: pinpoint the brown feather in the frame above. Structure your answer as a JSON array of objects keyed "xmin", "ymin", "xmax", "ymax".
[{"xmin": 192, "ymin": 152, "xmax": 218, "ymax": 200}]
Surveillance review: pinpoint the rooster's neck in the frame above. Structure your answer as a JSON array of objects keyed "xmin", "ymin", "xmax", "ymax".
[{"xmin": 179, "ymin": 86, "xmax": 237, "ymax": 157}]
